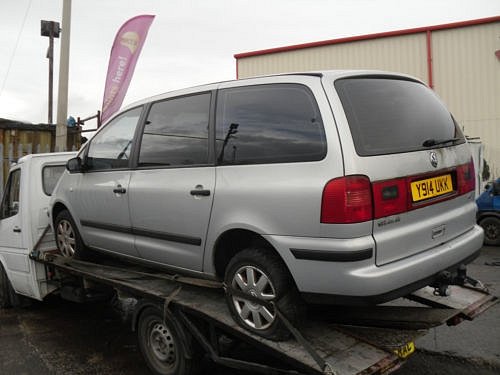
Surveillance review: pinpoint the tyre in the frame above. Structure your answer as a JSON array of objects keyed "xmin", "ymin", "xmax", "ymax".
[
  {"xmin": 55, "ymin": 210, "xmax": 91, "ymax": 259},
  {"xmin": 0, "ymin": 262, "xmax": 29, "ymax": 308},
  {"xmin": 480, "ymin": 217, "xmax": 500, "ymax": 246},
  {"xmin": 224, "ymin": 248, "xmax": 301, "ymax": 341},
  {"xmin": 137, "ymin": 307, "xmax": 199, "ymax": 375}
]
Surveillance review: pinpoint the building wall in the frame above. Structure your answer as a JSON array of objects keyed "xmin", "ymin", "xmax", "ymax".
[
  {"xmin": 238, "ymin": 33, "xmax": 429, "ymax": 84},
  {"xmin": 432, "ymin": 22, "xmax": 500, "ymax": 176},
  {"xmin": 236, "ymin": 19, "xmax": 500, "ymax": 178}
]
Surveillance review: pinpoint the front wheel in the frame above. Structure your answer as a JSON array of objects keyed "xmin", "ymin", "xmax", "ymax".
[
  {"xmin": 480, "ymin": 217, "xmax": 500, "ymax": 246},
  {"xmin": 224, "ymin": 248, "xmax": 301, "ymax": 341},
  {"xmin": 54, "ymin": 209, "xmax": 91, "ymax": 259},
  {"xmin": 0, "ymin": 262, "xmax": 29, "ymax": 308},
  {"xmin": 137, "ymin": 307, "xmax": 199, "ymax": 375}
]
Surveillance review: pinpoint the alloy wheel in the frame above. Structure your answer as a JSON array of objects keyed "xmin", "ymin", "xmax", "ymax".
[{"xmin": 231, "ymin": 265, "xmax": 277, "ymax": 330}]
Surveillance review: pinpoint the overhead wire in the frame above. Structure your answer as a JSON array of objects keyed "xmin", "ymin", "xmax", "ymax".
[{"xmin": 0, "ymin": 0, "xmax": 34, "ymax": 99}]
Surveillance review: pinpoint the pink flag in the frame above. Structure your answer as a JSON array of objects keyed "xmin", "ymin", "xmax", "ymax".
[{"xmin": 101, "ymin": 15, "xmax": 155, "ymax": 124}]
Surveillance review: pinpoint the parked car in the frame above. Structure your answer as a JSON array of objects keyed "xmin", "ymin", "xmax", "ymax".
[
  {"xmin": 476, "ymin": 178, "xmax": 500, "ymax": 245},
  {"xmin": 50, "ymin": 71, "xmax": 483, "ymax": 340}
]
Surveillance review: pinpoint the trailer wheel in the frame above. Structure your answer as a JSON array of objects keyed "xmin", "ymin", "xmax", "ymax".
[
  {"xmin": 480, "ymin": 217, "xmax": 500, "ymax": 246},
  {"xmin": 138, "ymin": 307, "xmax": 199, "ymax": 375},
  {"xmin": 224, "ymin": 248, "xmax": 301, "ymax": 341},
  {"xmin": 55, "ymin": 210, "xmax": 91, "ymax": 259}
]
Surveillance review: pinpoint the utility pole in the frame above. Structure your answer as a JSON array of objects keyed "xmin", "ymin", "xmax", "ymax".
[
  {"xmin": 55, "ymin": 0, "xmax": 72, "ymax": 152},
  {"xmin": 41, "ymin": 20, "xmax": 60, "ymax": 124}
]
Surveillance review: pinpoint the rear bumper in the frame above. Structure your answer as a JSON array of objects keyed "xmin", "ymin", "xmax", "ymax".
[{"xmin": 264, "ymin": 224, "xmax": 484, "ymax": 305}]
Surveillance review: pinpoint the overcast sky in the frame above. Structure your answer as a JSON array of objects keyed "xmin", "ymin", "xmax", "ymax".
[{"xmin": 0, "ymin": 0, "xmax": 499, "ymax": 130}]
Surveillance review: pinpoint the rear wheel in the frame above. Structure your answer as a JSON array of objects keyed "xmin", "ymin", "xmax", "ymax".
[
  {"xmin": 224, "ymin": 248, "xmax": 301, "ymax": 341},
  {"xmin": 137, "ymin": 307, "xmax": 199, "ymax": 375},
  {"xmin": 480, "ymin": 217, "xmax": 500, "ymax": 246},
  {"xmin": 55, "ymin": 210, "xmax": 91, "ymax": 259}
]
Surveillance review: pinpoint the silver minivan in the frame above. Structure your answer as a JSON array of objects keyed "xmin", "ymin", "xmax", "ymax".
[{"xmin": 50, "ymin": 71, "xmax": 483, "ymax": 340}]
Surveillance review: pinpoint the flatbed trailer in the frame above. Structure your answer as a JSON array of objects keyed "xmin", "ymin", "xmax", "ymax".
[{"xmin": 27, "ymin": 227, "xmax": 497, "ymax": 375}]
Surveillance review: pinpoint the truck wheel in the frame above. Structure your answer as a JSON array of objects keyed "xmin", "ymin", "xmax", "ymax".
[
  {"xmin": 55, "ymin": 210, "xmax": 91, "ymax": 259},
  {"xmin": 0, "ymin": 262, "xmax": 13, "ymax": 308},
  {"xmin": 0, "ymin": 262, "xmax": 29, "ymax": 308},
  {"xmin": 480, "ymin": 217, "xmax": 500, "ymax": 246},
  {"xmin": 137, "ymin": 307, "xmax": 199, "ymax": 375},
  {"xmin": 224, "ymin": 248, "xmax": 301, "ymax": 341}
]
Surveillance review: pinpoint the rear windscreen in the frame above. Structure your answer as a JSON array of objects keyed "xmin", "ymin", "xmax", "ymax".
[{"xmin": 335, "ymin": 77, "xmax": 465, "ymax": 156}]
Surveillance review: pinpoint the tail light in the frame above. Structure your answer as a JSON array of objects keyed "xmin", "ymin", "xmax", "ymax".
[
  {"xmin": 321, "ymin": 176, "xmax": 372, "ymax": 223},
  {"xmin": 322, "ymin": 160, "xmax": 474, "ymax": 224},
  {"xmin": 457, "ymin": 159, "xmax": 475, "ymax": 195},
  {"xmin": 372, "ymin": 178, "xmax": 408, "ymax": 219}
]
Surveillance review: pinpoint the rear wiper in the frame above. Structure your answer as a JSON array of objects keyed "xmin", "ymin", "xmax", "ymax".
[{"xmin": 422, "ymin": 137, "xmax": 462, "ymax": 147}]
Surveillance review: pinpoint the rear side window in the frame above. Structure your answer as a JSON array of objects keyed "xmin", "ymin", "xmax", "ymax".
[
  {"xmin": 138, "ymin": 93, "xmax": 211, "ymax": 166},
  {"xmin": 216, "ymin": 84, "xmax": 326, "ymax": 165},
  {"xmin": 42, "ymin": 165, "xmax": 66, "ymax": 195},
  {"xmin": 335, "ymin": 77, "xmax": 465, "ymax": 156}
]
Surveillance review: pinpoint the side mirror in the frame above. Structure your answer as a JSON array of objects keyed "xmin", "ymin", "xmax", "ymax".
[{"xmin": 66, "ymin": 157, "xmax": 83, "ymax": 173}]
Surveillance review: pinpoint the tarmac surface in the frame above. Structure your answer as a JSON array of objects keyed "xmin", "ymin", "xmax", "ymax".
[{"xmin": 0, "ymin": 246, "xmax": 498, "ymax": 375}]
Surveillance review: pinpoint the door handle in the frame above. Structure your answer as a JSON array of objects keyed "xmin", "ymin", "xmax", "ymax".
[
  {"xmin": 190, "ymin": 189, "xmax": 211, "ymax": 197},
  {"xmin": 113, "ymin": 185, "xmax": 127, "ymax": 194},
  {"xmin": 13, "ymin": 227, "xmax": 21, "ymax": 233}
]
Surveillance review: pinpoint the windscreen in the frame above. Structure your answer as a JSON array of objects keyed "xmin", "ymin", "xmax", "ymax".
[{"xmin": 335, "ymin": 77, "xmax": 465, "ymax": 156}]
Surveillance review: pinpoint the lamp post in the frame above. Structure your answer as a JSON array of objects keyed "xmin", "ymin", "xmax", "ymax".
[
  {"xmin": 55, "ymin": 0, "xmax": 72, "ymax": 152},
  {"xmin": 41, "ymin": 20, "xmax": 60, "ymax": 124}
]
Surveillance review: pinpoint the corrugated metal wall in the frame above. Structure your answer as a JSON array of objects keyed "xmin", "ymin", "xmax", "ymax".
[
  {"xmin": 236, "ymin": 20, "xmax": 500, "ymax": 177},
  {"xmin": 432, "ymin": 22, "xmax": 500, "ymax": 177},
  {"xmin": 238, "ymin": 33, "xmax": 429, "ymax": 84}
]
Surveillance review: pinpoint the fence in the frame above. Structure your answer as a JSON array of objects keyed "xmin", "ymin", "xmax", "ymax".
[{"xmin": 0, "ymin": 142, "xmax": 77, "ymax": 198}]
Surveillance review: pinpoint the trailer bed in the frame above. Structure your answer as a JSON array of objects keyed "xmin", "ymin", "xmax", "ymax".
[{"xmin": 32, "ymin": 249, "xmax": 497, "ymax": 375}]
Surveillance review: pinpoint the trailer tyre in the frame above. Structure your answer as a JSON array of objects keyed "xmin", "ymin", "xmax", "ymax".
[
  {"xmin": 224, "ymin": 248, "xmax": 301, "ymax": 341},
  {"xmin": 479, "ymin": 217, "xmax": 500, "ymax": 246},
  {"xmin": 55, "ymin": 210, "xmax": 91, "ymax": 259},
  {"xmin": 137, "ymin": 307, "xmax": 199, "ymax": 375}
]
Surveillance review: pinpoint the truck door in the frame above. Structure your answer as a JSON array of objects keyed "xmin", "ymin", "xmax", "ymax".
[{"xmin": 0, "ymin": 168, "xmax": 23, "ymax": 252}]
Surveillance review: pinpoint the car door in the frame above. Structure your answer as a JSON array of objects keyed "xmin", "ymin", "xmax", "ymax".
[
  {"xmin": 69, "ymin": 107, "xmax": 143, "ymax": 257},
  {"xmin": 128, "ymin": 92, "xmax": 215, "ymax": 271}
]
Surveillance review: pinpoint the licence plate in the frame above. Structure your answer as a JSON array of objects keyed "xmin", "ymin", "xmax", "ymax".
[
  {"xmin": 411, "ymin": 174, "xmax": 453, "ymax": 202},
  {"xmin": 394, "ymin": 342, "xmax": 415, "ymax": 359}
]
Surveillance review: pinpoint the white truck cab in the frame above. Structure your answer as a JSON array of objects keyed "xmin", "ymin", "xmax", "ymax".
[{"xmin": 0, "ymin": 152, "xmax": 75, "ymax": 304}]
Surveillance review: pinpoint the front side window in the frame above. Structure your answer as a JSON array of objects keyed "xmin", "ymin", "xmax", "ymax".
[
  {"xmin": 0, "ymin": 169, "xmax": 21, "ymax": 219},
  {"xmin": 42, "ymin": 165, "xmax": 66, "ymax": 195},
  {"xmin": 216, "ymin": 84, "xmax": 326, "ymax": 165},
  {"xmin": 86, "ymin": 107, "xmax": 142, "ymax": 170},
  {"xmin": 138, "ymin": 93, "xmax": 211, "ymax": 166}
]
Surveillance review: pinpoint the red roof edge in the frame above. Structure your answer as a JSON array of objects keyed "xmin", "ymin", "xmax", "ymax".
[{"xmin": 234, "ymin": 16, "xmax": 500, "ymax": 59}]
